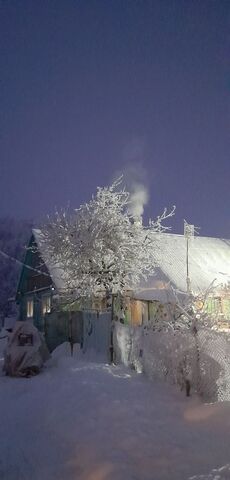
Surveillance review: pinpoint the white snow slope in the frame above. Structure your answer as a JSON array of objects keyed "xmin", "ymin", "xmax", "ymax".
[{"xmin": 1, "ymin": 343, "xmax": 230, "ymax": 480}]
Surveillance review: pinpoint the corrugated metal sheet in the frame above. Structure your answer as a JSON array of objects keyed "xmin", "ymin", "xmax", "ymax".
[{"xmin": 82, "ymin": 311, "xmax": 111, "ymax": 361}]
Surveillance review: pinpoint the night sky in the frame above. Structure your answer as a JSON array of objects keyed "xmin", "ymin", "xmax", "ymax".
[{"xmin": 1, "ymin": 0, "xmax": 229, "ymax": 237}]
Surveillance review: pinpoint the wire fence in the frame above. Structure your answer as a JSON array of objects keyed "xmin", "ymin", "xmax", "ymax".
[{"xmin": 113, "ymin": 320, "xmax": 230, "ymax": 401}]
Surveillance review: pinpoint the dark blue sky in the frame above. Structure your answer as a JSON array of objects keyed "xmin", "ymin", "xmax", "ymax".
[{"xmin": 1, "ymin": 0, "xmax": 229, "ymax": 237}]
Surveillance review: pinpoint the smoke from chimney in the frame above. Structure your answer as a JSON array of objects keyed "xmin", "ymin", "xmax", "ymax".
[
  {"xmin": 129, "ymin": 182, "xmax": 149, "ymax": 218},
  {"xmin": 113, "ymin": 138, "xmax": 151, "ymax": 219}
]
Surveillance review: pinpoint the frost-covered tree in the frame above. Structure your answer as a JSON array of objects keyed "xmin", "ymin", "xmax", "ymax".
[{"xmin": 40, "ymin": 178, "xmax": 175, "ymax": 301}]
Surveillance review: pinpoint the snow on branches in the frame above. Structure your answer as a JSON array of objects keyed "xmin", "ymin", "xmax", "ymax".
[{"xmin": 40, "ymin": 178, "xmax": 175, "ymax": 300}]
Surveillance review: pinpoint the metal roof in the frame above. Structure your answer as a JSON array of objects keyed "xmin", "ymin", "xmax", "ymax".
[
  {"xmin": 33, "ymin": 229, "xmax": 230, "ymax": 300},
  {"xmin": 134, "ymin": 233, "xmax": 230, "ymax": 301}
]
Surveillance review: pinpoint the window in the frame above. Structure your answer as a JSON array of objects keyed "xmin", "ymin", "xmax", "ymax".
[
  {"xmin": 27, "ymin": 299, "xmax": 34, "ymax": 318},
  {"xmin": 42, "ymin": 296, "xmax": 51, "ymax": 315},
  {"xmin": 206, "ymin": 297, "xmax": 222, "ymax": 315},
  {"xmin": 221, "ymin": 299, "xmax": 230, "ymax": 320}
]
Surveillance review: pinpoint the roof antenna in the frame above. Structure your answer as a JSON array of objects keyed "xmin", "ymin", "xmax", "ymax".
[{"xmin": 184, "ymin": 221, "xmax": 200, "ymax": 293}]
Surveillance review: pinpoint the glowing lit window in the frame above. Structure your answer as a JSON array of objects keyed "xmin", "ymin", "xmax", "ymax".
[
  {"xmin": 27, "ymin": 299, "xmax": 34, "ymax": 318},
  {"xmin": 42, "ymin": 296, "xmax": 51, "ymax": 315}
]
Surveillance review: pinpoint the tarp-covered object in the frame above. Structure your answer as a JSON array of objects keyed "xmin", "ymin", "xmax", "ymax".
[{"xmin": 3, "ymin": 321, "xmax": 50, "ymax": 377}]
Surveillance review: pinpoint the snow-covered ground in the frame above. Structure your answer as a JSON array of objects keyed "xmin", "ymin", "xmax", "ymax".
[{"xmin": 1, "ymin": 341, "xmax": 230, "ymax": 480}]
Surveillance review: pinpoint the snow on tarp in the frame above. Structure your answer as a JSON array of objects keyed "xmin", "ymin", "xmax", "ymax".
[
  {"xmin": 4, "ymin": 315, "xmax": 17, "ymax": 331},
  {"xmin": 3, "ymin": 321, "xmax": 50, "ymax": 377}
]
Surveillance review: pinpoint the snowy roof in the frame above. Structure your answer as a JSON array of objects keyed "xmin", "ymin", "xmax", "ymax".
[
  {"xmin": 33, "ymin": 229, "xmax": 230, "ymax": 301},
  {"xmin": 134, "ymin": 233, "xmax": 230, "ymax": 301},
  {"xmin": 32, "ymin": 229, "xmax": 67, "ymax": 292}
]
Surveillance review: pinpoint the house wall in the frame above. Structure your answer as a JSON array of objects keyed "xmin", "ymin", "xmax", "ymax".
[
  {"xmin": 206, "ymin": 296, "xmax": 230, "ymax": 319},
  {"xmin": 18, "ymin": 290, "xmax": 53, "ymax": 325},
  {"xmin": 113, "ymin": 295, "xmax": 171, "ymax": 328},
  {"xmin": 17, "ymin": 235, "xmax": 54, "ymax": 328},
  {"xmin": 113, "ymin": 294, "xmax": 230, "ymax": 330}
]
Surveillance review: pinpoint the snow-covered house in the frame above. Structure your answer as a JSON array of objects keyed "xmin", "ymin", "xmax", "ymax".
[
  {"xmin": 131, "ymin": 233, "xmax": 230, "ymax": 328},
  {"xmin": 16, "ymin": 230, "xmax": 54, "ymax": 328},
  {"xmin": 17, "ymin": 230, "xmax": 230, "ymax": 331},
  {"xmin": 16, "ymin": 228, "xmax": 103, "ymax": 327},
  {"xmin": 16, "ymin": 229, "xmax": 85, "ymax": 351}
]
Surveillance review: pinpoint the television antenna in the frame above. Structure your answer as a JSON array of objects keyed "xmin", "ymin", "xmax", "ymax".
[{"xmin": 184, "ymin": 220, "xmax": 200, "ymax": 293}]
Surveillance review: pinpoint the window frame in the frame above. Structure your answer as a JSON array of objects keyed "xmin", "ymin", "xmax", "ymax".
[
  {"xmin": 26, "ymin": 298, "xmax": 34, "ymax": 318},
  {"xmin": 42, "ymin": 295, "xmax": 51, "ymax": 315}
]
